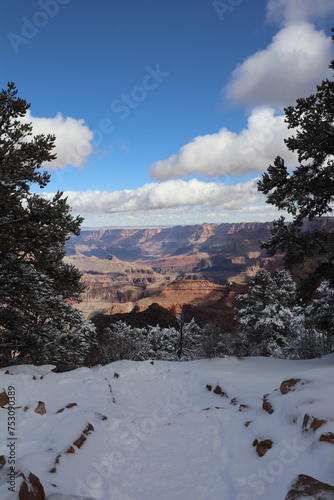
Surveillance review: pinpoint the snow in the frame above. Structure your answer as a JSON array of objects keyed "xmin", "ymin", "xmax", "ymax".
[{"xmin": 0, "ymin": 356, "xmax": 333, "ymax": 499}]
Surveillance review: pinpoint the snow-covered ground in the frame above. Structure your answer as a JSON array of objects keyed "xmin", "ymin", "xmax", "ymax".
[{"xmin": 0, "ymin": 355, "xmax": 334, "ymax": 499}]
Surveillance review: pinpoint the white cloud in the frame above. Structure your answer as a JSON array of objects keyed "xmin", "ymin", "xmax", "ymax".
[
  {"xmin": 266, "ymin": 0, "xmax": 334, "ymax": 25},
  {"xmin": 80, "ymin": 203, "xmax": 289, "ymax": 228},
  {"xmin": 223, "ymin": 22, "xmax": 333, "ymax": 108},
  {"xmin": 149, "ymin": 6, "xmax": 333, "ymax": 194},
  {"xmin": 150, "ymin": 107, "xmax": 297, "ymax": 181},
  {"xmin": 22, "ymin": 110, "xmax": 94, "ymax": 170},
  {"xmin": 43, "ymin": 178, "xmax": 264, "ymax": 214}
]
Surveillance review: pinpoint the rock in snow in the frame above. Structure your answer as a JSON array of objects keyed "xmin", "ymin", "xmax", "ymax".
[{"xmin": 284, "ymin": 474, "xmax": 334, "ymax": 499}]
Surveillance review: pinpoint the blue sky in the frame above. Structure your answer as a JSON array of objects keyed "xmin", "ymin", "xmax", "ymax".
[{"xmin": 1, "ymin": 0, "xmax": 334, "ymax": 227}]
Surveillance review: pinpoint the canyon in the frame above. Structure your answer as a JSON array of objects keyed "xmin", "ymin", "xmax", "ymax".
[{"xmin": 65, "ymin": 219, "xmax": 334, "ymax": 321}]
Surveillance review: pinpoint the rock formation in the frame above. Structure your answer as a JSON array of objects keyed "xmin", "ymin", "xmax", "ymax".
[{"xmin": 284, "ymin": 474, "xmax": 334, "ymax": 499}]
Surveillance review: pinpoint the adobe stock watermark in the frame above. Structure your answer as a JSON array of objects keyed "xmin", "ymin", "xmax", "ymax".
[
  {"xmin": 92, "ymin": 64, "xmax": 170, "ymax": 145},
  {"xmin": 235, "ymin": 438, "xmax": 308, "ymax": 499},
  {"xmin": 7, "ymin": 0, "xmax": 71, "ymax": 54},
  {"xmin": 213, "ymin": 0, "xmax": 244, "ymax": 22},
  {"xmin": 75, "ymin": 392, "xmax": 180, "ymax": 500},
  {"xmin": 54, "ymin": 64, "xmax": 169, "ymax": 184}
]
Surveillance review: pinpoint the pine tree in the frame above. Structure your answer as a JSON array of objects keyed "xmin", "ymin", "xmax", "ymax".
[
  {"xmin": 0, "ymin": 83, "xmax": 96, "ymax": 369},
  {"xmin": 258, "ymin": 29, "xmax": 334, "ymax": 295},
  {"xmin": 303, "ymin": 281, "xmax": 334, "ymax": 355},
  {"xmin": 235, "ymin": 269, "xmax": 297, "ymax": 357}
]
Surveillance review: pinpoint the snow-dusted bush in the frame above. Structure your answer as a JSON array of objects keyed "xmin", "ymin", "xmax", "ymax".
[
  {"xmin": 175, "ymin": 316, "xmax": 204, "ymax": 360},
  {"xmin": 291, "ymin": 281, "xmax": 334, "ymax": 359},
  {"xmin": 146, "ymin": 325, "xmax": 179, "ymax": 360},
  {"xmin": 31, "ymin": 305, "xmax": 97, "ymax": 371},
  {"xmin": 235, "ymin": 269, "xmax": 298, "ymax": 357},
  {"xmin": 99, "ymin": 322, "xmax": 150, "ymax": 362},
  {"xmin": 306, "ymin": 281, "xmax": 334, "ymax": 342},
  {"xmin": 98, "ymin": 318, "xmax": 209, "ymax": 363},
  {"xmin": 201, "ymin": 323, "xmax": 244, "ymax": 358}
]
